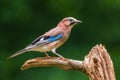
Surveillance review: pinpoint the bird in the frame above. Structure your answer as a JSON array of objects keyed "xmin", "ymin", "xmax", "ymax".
[{"xmin": 7, "ymin": 17, "xmax": 81, "ymax": 59}]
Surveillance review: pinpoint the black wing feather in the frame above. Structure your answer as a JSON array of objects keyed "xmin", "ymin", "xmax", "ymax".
[{"xmin": 31, "ymin": 36, "xmax": 50, "ymax": 45}]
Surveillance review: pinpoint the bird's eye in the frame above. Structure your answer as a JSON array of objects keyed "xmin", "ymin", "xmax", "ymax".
[
  {"xmin": 69, "ymin": 19, "xmax": 73, "ymax": 22},
  {"xmin": 69, "ymin": 19, "xmax": 74, "ymax": 25}
]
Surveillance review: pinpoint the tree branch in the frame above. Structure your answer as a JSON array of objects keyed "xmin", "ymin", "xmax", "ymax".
[
  {"xmin": 21, "ymin": 57, "xmax": 84, "ymax": 71},
  {"xmin": 21, "ymin": 44, "xmax": 116, "ymax": 80}
]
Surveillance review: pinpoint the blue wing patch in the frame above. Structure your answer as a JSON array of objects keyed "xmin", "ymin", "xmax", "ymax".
[
  {"xmin": 48, "ymin": 34, "xmax": 63, "ymax": 42},
  {"xmin": 24, "ymin": 34, "xmax": 63, "ymax": 50},
  {"xmin": 31, "ymin": 33, "xmax": 63, "ymax": 46}
]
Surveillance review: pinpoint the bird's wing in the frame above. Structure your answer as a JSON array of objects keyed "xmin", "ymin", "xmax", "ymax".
[
  {"xmin": 25, "ymin": 33, "xmax": 63, "ymax": 49},
  {"xmin": 7, "ymin": 33, "xmax": 63, "ymax": 59}
]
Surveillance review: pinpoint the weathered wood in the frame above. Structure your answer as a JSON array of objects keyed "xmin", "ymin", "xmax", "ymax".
[
  {"xmin": 21, "ymin": 57, "xmax": 83, "ymax": 71},
  {"xmin": 83, "ymin": 44, "xmax": 116, "ymax": 80},
  {"xmin": 21, "ymin": 44, "xmax": 116, "ymax": 80}
]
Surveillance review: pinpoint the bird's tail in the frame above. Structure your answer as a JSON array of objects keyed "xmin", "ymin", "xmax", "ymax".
[{"xmin": 7, "ymin": 49, "xmax": 29, "ymax": 59}]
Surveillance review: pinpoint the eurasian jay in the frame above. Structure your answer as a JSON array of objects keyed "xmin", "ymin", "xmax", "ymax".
[{"xmin": 8, "ymin": 17, "xmax": 81, "ymax": 59}]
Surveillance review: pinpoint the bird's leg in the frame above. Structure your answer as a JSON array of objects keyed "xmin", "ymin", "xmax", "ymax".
[
  {"xmin": 51, "ymin": 49, "xmax": 64, "ymax": 58},
  {"xmin": 44, "ymin": 52, "xmax": 50, "ymax": 58}
]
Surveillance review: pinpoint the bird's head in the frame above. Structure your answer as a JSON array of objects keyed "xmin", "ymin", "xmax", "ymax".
[{"xmin": 58, "ymin": 17, "xmax": 82, "ymax": 28}]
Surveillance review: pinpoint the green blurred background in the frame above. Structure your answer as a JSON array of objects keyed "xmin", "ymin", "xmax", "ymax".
[{"xmin": 0, "ymin": 0, "xmax": 120, "ymax": 80}]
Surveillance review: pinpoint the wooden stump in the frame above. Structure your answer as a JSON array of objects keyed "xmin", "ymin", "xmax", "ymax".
[{"xmin": 21, "ymin": 44, "xmax": 116, "ymax": 80}]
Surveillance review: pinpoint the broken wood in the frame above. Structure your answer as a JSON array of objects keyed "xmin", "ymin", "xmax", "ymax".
[{"xmin": 21, "ymin": 44, "xmax": 116, "ymax": 80}]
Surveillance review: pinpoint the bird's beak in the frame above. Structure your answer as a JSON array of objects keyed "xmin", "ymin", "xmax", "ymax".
[{"xmin": 75, "ymin": 20, "xmax": 82, "ymax": 23}]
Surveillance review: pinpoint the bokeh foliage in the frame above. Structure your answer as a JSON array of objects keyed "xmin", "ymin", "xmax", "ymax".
[{"xmin": 0, "ymin": 0, "xmax": 120, "ymax": 80}]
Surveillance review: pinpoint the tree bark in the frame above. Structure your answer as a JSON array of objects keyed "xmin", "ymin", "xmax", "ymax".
[{"xmin": 21, "ymin": 44, "xmax": 116, "ymax": 80}]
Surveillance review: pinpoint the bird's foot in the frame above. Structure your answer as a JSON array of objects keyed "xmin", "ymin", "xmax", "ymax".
[
  {"xmin": 45, "ymin": 56, "xmax": 51, "ymax": 59},
  {"xmin": 57, "ymin": 56, "xmax": 65, "ymax": 60}
]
